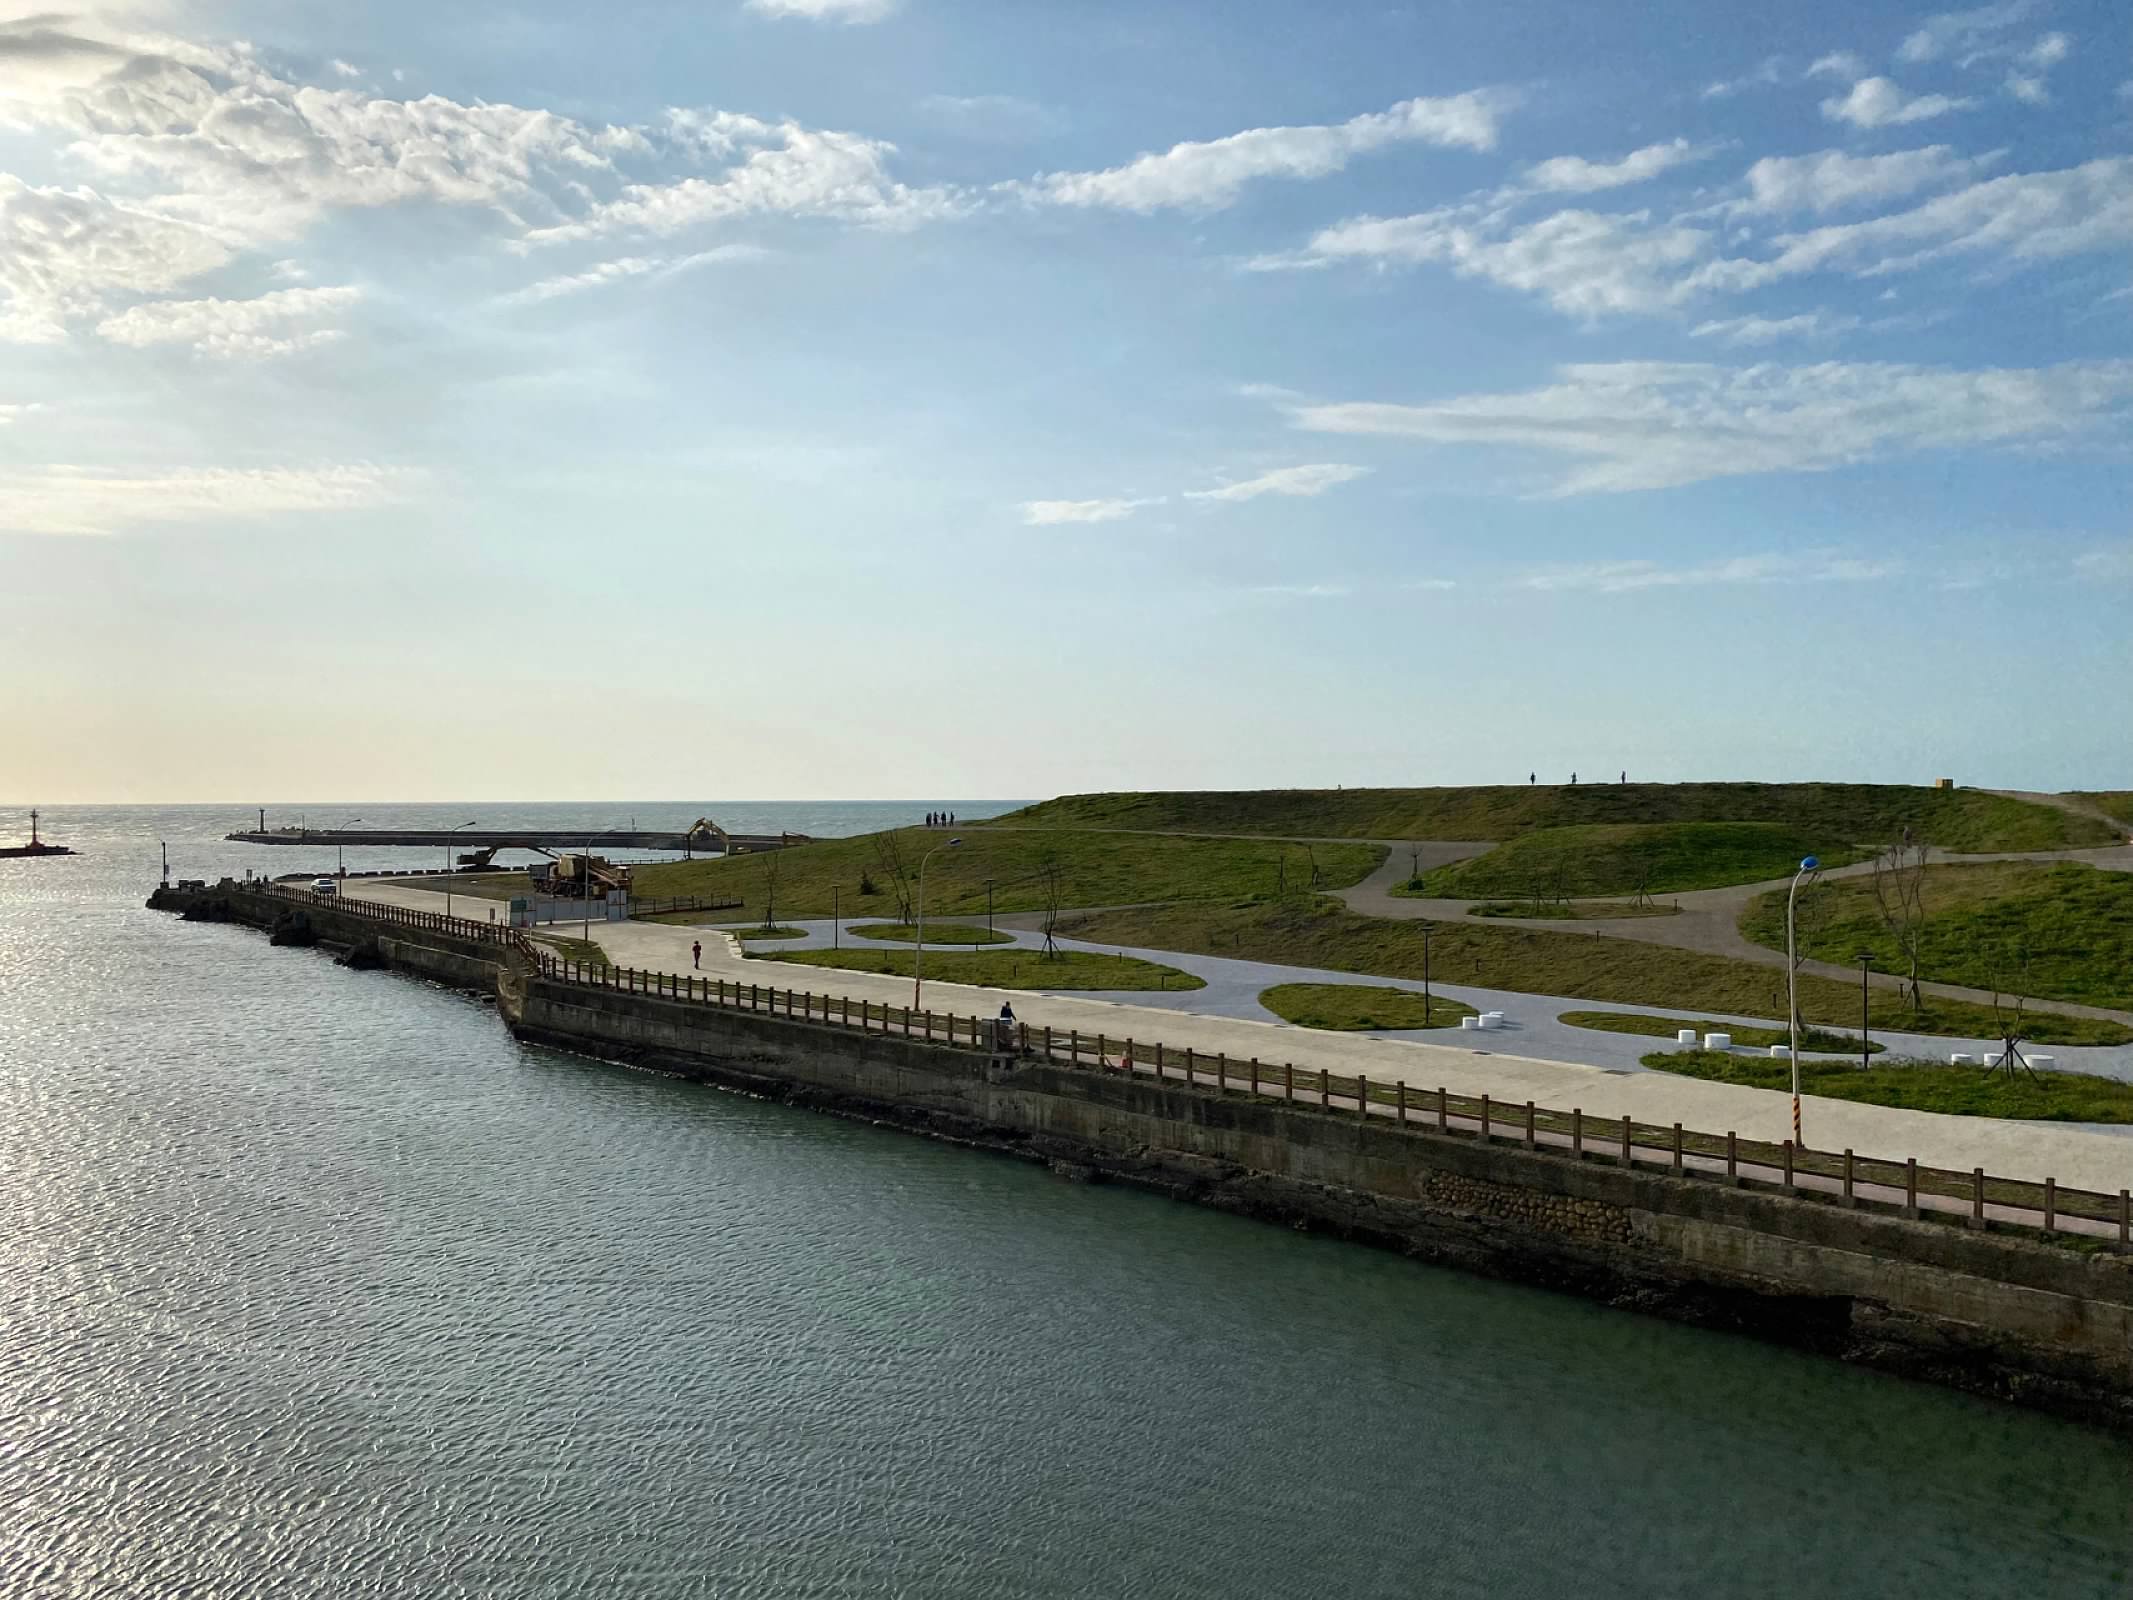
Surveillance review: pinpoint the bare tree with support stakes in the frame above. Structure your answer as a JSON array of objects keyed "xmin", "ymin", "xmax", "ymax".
[
  {"xmin": 873, "ymin": 832, "xmax": 915, "ymax": 924},
  {"xmin": 759, "ymin": 848, "xmax": 782, "ymax": 932},
  {"xmin": 1984, "ymin": 947, "xmax": 2041, "ymax": 1085},
  {"xmin": 1869, "ymin": 830, "xmax": 1931, "ymax": 1013},
  {"xmin": 1037, "ymin": 854, "xmax": 1066, "ymax": 958}
]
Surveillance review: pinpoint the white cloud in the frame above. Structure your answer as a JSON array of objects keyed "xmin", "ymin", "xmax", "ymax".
[
  {"xmin": 1521, "ymin": 138, "xmax": 1707, "ymax": 194},
  {"xmin": 2005, "ymin": 31, "xmax": 2071, "ymax": 104},
  {"xmin": 1282, "ymin": 358, "xmax": 2133, "ymax": 495},
  {"xmin": 499, "ymin": 244, "xmax": 767, "ymax": 304},
  {"xmin": 328, "ymin": 58, "xmax": 361, "ymax": 78},
  {"xmin": 1689, "ymin": 311, "xmax": 1860, "ymax": 344},
  {"xmin": 1020, "ymin": 497, "xmax": 1162, "ymax": 525},
  {"xmin": 1702, "ymin": 57, "xmax": 1786, "ymax": 99},
  {"xmin": 1018, "ymin": 89, "xmax": 1508, "ymax": 214},
  {"xmin": 1806, "ymin": 52, "xmax": 1866, "ymax": 81},
  {"xmin": 1276, "ymin": 204, "xmax": 1711, "ymax": 317},
  {"xmin": 1250, "ymin": 581, "xmax": 1353, "ymax": 598},
  {"xmin": 1705, "ymin": 157, "xmax": 2133, "ymax": 291},
  {"xmin": 95, "ymin": 283, "xmax": 361, "ymax": 357},
  {"xmin": 1822, "ymin": 77, "xmax": 1974, "ymax": 128},
  {"xmin": 1897, "ymin": 1, "xmax": 2032, "ymax": 65},
  {"xmin": 0, "ymin": 176, "xmax": 231, "ymax": 342},
  {"xmin": 746, "ymin": 0, "xmax": 896, "ymax": 19},
  {"xmin": 527, "ymin": 117, "xmax": 962, "ymax": 241},
  {"xmin": 1184, "ymin": 463, "xmax": 1370, "ymax": 503},
  {"xmin": 1734, "ymin": 146, "xmax": 1985, "ymax": 215},
  {"xmin": 1517, "ymin": 553, "xmax": 1899, "ymax": 592},
  {"xmin": 0, "ymin": 463, "xmax": 412, "ymax": 536},
  {"xmin": 2073, "ymin": 543, "xmax": 2133, "ymax": 581}
]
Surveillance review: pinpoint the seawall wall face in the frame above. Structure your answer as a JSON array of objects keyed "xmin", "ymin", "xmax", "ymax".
[
  {"xmin": 149, "ymin": 885, "xmax": 2133, "ymax": 1430},
  {"xmin": 513, "ymin": 975, "xmax": 2133, "ymax": 1425}
]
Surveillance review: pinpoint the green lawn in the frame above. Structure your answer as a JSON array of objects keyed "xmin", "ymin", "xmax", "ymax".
[
  {"xmin": 1561, "ymin": 1010, "xmax": 1879, "ymax": 1054},
  {"xmin": 1060, "ymin": 897, "xmax": 2133, "ymax": 1046},
  {"xmin": 1738, "ymin": 861, "xmax": 2133, "ymax": 1011},
  {"xmin": 1260, "ymin": 983, "xmax": 1475, "ymax": 1031},
  {"xmin": 630, "ymin": 827, "xmax": 1384, "ymax": 923},
  {"xmin": 2074, "ymin": 792, "xmax": 2133, "ymax": 830},
  {"xmin": 1643, "ymin": 1049, "xmax": 2133, "ymax": 1124},
  {"xmin": 1469, "ymin": 900, "xmax": 1680, "ymax": 920},
  {"xmin": 1413, "ymin": 822, "xmax": 1866, "ymax": 899},
  {"xmin": 392, "ymin": 872, "xmax": 528, "ymax": 901},
  {"xmin": 534, "ymin": 934, "xmax": 611, "ymax": 969},
  {"xmin": 759, "ymin": 946, "xmax": 1204, "ymax": 992},
  {"xmin": 848, "ymin": 922, "xmax": 1013, "ymax": 945},
  {"xmin": 991, "ymin": 783, "xmax": 2114, "ymax": 850}
]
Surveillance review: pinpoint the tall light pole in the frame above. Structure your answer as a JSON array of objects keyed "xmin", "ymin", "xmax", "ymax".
[
  {"xmin": 581, "ymin": 826, "xmax": 625, "ymax": 944},
  {"xmin": 338, "ymin": 815, "xmax": 363, "ymax": 880},
  {"xmin": 912, "ymin": 836, "xmax": 961, "ymax": 1008},
  {"xmin": 444, "ymin": 820, "xmax": 478, "ymax": 921},
  {"xmin": 1785, "ymin": 855, "xmax": 1821, "ymax": 1148}
]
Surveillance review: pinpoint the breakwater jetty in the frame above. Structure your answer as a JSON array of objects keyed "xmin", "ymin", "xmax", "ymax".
[
  {"xmin": 226, "ymin": 821, "xmax": 806, "ymax": 855},
  {"xmin": 149, "ymin": 879, "xmax": 2133, "ymax": 1433}
]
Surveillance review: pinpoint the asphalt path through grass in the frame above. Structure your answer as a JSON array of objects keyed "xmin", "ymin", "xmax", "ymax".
[
  {"xmin": 1338, "ymin": 839, "xmax": 2133, "ymax": 1031},
  {"xmin": 338, "ymin": 881, "xmax": 2133, "ymax": 1193}
]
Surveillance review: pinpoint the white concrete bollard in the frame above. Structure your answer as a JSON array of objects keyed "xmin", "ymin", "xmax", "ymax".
[
  {"xmin": 1950, "ymin": 1053, "xmax": 1973, "ymax": 1065},
  {"xmin": 2030, "ymin": 1055, "xmax": 2055, "ymax": 1071},
  {"xmin": 1460, "ymin": 1016, "xmax": 1482, "ymax": 1031},
  {"xmin": 1676, "ymin": 1028, "xmax": 1699, "ymax": 1045},
  {"xmin": 1703, "ymin": 1032, "xmax": 1732, "ymax": 1051},
  {"xmin": 1481, "ymin": 1011, "xmax": 1505, "ymax": 1029},
  {"xmin": 1984, "ymin": 1052, "xmax": 2006, "ymax": 1068},
  {"xmin": 1769, "ymin": 1044, "xmax": 1788, "ymax": 1058}
]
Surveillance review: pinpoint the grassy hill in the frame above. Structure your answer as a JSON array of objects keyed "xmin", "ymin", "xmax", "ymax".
[
  {"xmin": 630, "ymin": 828, "xmax": 1383, "ymax": 923},
  {"xmin": 1738, "ymin": 861, "xmax": 2133, "ymax": 1012},
  {"xmin": 1061, "ymin": 897, "xmax": 2133, "ymax": 1046},
  {"xmin": 994, "ymin": 783, "xmax": 2113, "ymax": 851},
  {"xmin": 1412, "ymin": 822, "xmax": 1868, "ymax": 899},
  {"xmin": 2075, "ymin": 792, "xmax": 2133, "ymax": 830}
]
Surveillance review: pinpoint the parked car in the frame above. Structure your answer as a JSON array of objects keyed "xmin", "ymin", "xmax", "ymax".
[{"xmin": 312, "ymin": 877, "xmax": 338, "ymax": 896}]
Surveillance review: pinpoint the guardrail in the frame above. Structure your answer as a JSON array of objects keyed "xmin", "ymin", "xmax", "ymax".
[{"xmin": 258, "ymin": 882, "xmax": 2132, "ymax": 1250}]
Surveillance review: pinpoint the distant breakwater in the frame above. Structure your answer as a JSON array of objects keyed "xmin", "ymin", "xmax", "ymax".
[{"xmin": 149, "ymin": 881, "xmax": 2133, "ymax": 1435}]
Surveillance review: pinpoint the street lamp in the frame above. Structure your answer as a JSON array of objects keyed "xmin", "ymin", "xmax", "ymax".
[
  {"xmin": 444, "ymin": 820, "xmax": 478, "ymax": 921},
  {"xmin": 912, "ymin": 836, "xmax": 961, "ymax": 1008},
  {"xmin": 1785, "ymin": 855, "xmax": 1822, "ymax": 1148},
  {"xmin": 338, "ymin": 815, "xmax": 363, "ymax": 880},
  {"xmin": 582, "ymin": 827, "xmax": 626, "ymax": 944}
]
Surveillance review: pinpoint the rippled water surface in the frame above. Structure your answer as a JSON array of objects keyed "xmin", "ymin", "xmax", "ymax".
[{"xmin": 3, "ymin": 806, "xmax": 2130, "ymax": 1598}]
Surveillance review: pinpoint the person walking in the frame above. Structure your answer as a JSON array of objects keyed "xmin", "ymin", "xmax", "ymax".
[{"xmin": 692, "ymin": 939, "xmax": 701, "ymax": 970}]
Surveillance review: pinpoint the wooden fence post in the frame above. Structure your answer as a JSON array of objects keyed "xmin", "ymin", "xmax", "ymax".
[
  {"xmin": 1726, "ymin": 1132, "xmax": 1738, "ymax": 1186},
  {"xmin": 1672, "ymin": 1124, "xmax": 1684, "ymax": 1176},
  {"xmin": 1842, "ymin": 1149, "xmax": 1856, "ymax": 1208},
  {"xmin": 1905, "ymin": 1158, "xmax": 1918, "ymax": 1218},
  {"xmin": 1621, "ymin": 1115, "xmax": 1632, "ymax": 1168},
  {"xmin": 1437, "ymin": 1086, "xmax": 1447, "ymax": 1132},
  {"xmin": 2043, "ymin": 1177, "xmax": 2056, "ymax": 1235},
  {"xmin": 1479, "ymin": 1094, "xmax": 1491, "ymax": 1143},
  {"xmin": 1524, "ymin": 1101, "xmax": 1535, "ymax": 1150},
  {"xmin": 1251, "ymin": 1058, "xmax": 1260, "ymax": 1098},
  {"xmin": 1397, "ymin": 1081, "xmax": 1407, "ymax": 1125},
  {"xmin": 1357, "ymin": 1075, "xmax": 1369, "ymax": 1121},
  {"xmin": 1971, "ymin": 1168, "xmax": 1986, "ymax": 1229}
]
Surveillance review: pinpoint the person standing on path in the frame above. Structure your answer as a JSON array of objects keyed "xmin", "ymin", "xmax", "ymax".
[{"xmin": 692, "ymin": 940, "xmax": 701, "ymax": 970}]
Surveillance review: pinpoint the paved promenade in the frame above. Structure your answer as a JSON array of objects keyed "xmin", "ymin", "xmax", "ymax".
[{"xmin": 340, "ymin": 880, "xmax": 2133, "ymax": 1194}]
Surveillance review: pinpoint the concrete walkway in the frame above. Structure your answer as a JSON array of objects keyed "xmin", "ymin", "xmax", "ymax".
[{"xmin": 340, "ymin": 880, "xmax": 2133, "ymax": 1193}]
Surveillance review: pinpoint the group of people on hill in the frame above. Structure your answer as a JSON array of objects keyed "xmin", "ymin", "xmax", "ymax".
[
  {"xmin": 925, "ymin": 810, "xmax": 957, "ymax": 827},
  {"xmin": 1529, "ymin": 771, "xmax": 1629, "ymax": 785}
]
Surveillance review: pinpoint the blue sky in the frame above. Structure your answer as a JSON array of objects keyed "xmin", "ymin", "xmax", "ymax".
[{"xmin": 2, "ymin": 0, "xmax": 2128, "ymax": 801}]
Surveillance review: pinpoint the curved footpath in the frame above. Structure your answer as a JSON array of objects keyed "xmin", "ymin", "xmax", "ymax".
[
  {"xmin": 341, "ymin": 880, "xmax": 2133, "ymax": 1194},
  {"xmin": 1337, "ymin": 840, "xmax": 2133, "ymax": 1030}
]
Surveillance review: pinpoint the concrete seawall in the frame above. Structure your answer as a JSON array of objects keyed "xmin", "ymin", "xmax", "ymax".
[{"xmin": 151, "ymin": 883, "xmax": 2133, "ymax": 1433}]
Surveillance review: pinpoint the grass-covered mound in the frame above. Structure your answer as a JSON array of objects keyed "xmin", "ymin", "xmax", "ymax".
[
  {"xmin": 1412, "ymin": 822, "xmax": 1865, "ymax": 899},
  {"xmin": 2076, "ymin": 792, "xmax": 2133, "ymax": 830},
  {"xmin": 631, "ymin": 828, "xmax": 1383, "ymax": 923},
  {"xmin": 758, "ymin": 946, "xmax": 1202, "ymax": 992},
  {"xmin": 1260, "ymin": 983, "xmax": 1474, "ymax": 1031},
  {"xmin": 725, "ymin": 925, "xmax": 808, "ymax": 940},
  {"xmin": 1739, "ymin": 861, "xmax": 2133, "ymax": 1012},
  {"xmin": 1561, "ymin": 1010, "xmax": 1879, "ymax": 1054},
  {"xmin": 847, "ymin": 922, "xmax": 1012, "ymax": 945},
  {"xmin": 1643, "ymin": 1049, "xmax": 2133, "ymax": 1124},
  {"xmin": 1061, "ymin": 897, "xmax": 2133, "ymax": 1046},
  {"xmin": 991, "ymin": 783, "xmax": 2114, "ymax": 851}
]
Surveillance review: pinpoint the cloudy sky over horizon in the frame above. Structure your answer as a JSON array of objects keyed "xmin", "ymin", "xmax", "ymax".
[{"xmin": 3, "ymin": 0, "xmax": 2129, "ymax": 801}]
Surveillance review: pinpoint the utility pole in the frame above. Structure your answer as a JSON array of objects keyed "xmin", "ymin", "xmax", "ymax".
[
  {"xmin": 1423, "ymin": 924, "xmax": 1433, "ymax": 1021},
  {"xmin": 833, "ymin": 885, "xmax": 840, "ymax": 950},
  {"xmin": 987, "ymin": 880, "xmax": 995, "ymax": 941},
  {"xmin": 1859, "ymin": 953, "xmax": 1872, "ymax": 1071}
]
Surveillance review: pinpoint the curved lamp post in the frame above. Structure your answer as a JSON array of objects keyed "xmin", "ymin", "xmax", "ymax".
[
  {"xmin": 444, "ymin": 819, "xmax": 478, "ymax": 921},
  {"xmin": 337, "ymin": 815, "xmax": 364, "ymax": 880},
  {"xmin": 1785, "ymin": 855, "xmax": 1822, "ymax": 1148},
  {"xmin": 912, "ymin": 837, "xmax": 961, "ymax": 1008}
]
